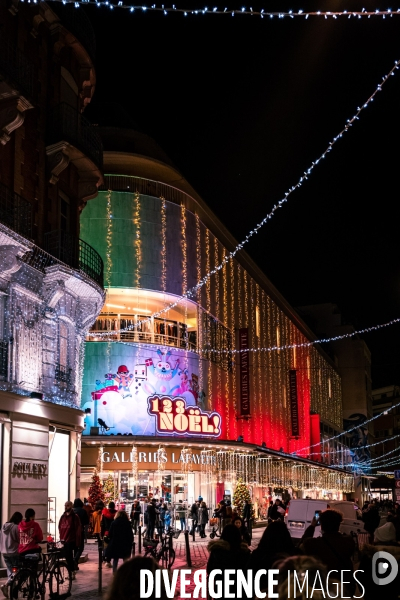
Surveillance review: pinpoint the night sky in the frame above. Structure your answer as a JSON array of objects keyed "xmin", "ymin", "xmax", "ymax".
[{"xmin": 77, "ymin": 1, "xmax": 400, "ymax": 388}]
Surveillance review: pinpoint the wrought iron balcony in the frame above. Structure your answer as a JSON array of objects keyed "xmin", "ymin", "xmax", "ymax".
[
  {"xmin": 0, "ymin": 341, "xmax": 8, "ymax": 379},
  {"xmin": 48, "ymin": 2, "xmax": 96, "ymax": 61},
  {"xmin": 55, "ymin": 363, "xmax": 72, "ymax": 386},
  {"xmin": 0, "ymin": 182, "xmax": 32, "ymax": 239},
  {"xmin": 43, "ymin": 229, "xmax": 104, "ymax": 287},
  {"xmin": 0, "ymin": 35, "xmax": 36, "ymax": 100},
  {"xmin": 47, "ymin": 103, "xmax": 103, "ymax": 172}
]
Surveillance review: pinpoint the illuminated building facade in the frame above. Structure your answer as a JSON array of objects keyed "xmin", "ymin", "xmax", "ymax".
[
  {"xmin": 0, "ymin": 2, "xmax": 104, "ymax": 540},
  {"xmin": 80, "ymin": 126, "xmax": 353, "ymax": 508}
]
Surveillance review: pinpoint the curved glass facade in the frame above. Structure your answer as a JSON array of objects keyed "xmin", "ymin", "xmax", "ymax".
[{"xmin": 80, "ymin": 176, "xmax": 342, "ymax": 453}]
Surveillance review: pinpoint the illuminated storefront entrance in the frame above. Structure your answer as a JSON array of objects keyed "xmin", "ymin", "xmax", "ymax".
[{"xmin": 80, "ymin": 438, "xmax": 355, "ymax": 517}]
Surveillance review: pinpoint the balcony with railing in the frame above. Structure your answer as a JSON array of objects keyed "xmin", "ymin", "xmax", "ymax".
[
  {"xmin": 0, "ymin": 35, "xmax": 36, "ymax": 101},
  {"xmin": 0, "ymin": 182, "xmax": 32, "ymax": 240},
  {"xmin": 43, "ymin": 230, "xmax": 104, "ymax": 287},
  {"xmin": 47, "ymin": 103, "xmax": 103, "ymax": 173},
  {"xmin": 89, "ymin": 315, "xmax": 197, "ymax": 351},
  {"xmin": 48, "ymin": 2, "xmax": 96, "ymax": 61}
]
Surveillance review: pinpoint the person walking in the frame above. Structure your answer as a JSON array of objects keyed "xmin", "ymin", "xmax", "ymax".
[
  {"xmin": 146, "ymin": 499, "xmax": 157, "ymax": 540},
  {"xmin": 130, "ymin": 501, "xmax": 141, "ymax": 535},
  {"xmin": 0, "ymin": 512, "xmax": 23, "ymax": 597},
  {"xmin": 104, "ymin": 510, "xmax": 133, "ymax": 573},
  {"xmin": 268, "ymin": 499, "xmax": 284, "ymax": 521},
  {"xmin": 164, "ymin": 503, "xmax": 172, "ymax": 531},
  {"xmin": 159, "ymin": 503, "xmax": 169, "ymax": 533},
  {"xmin": 59, "ymin": 501, "xmax": 82, "ymax": 580},
  {"xmin": 198, "ymin": 501, "xmax": 209, "ymax": 538},
  {"xmin": 83, "ymin": 498, "xmax": 93, "ymax": 542},
  {"xmin": 73, "ymin": 499, "xmax": 89, "ymax": 570},
  {"xmin": 233, "ymin": 516, "xmax": 251, "ymax": 546},
  {"xmin": 214, "ymin": 500, "xmax": 227, "ymax": 532},
  {"xmin": 177, "ymin": 500, "xmax": 186, "ymax": 531},
  {"xmin": 92, "ymin": 500, "xmax": 104, "ymax": 540},
  {"xmin": 18, "ymin": 508, "xmax": 43, "ymax": 557},
  {"xmin": 189, "ymin": 500, "xmax": 199, "ymax": 535},
  {"xmin": 101, "ymin": 502, "xmax": 117, "ymax": 567}
]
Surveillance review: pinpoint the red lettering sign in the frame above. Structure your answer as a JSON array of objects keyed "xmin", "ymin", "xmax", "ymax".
[{"xmin": 148, "ymin": 395, "xmax": 222, "ymax": 438}]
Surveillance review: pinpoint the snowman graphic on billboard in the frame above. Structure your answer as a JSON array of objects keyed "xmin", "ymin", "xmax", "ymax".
[{"xmin": 82, "ymin": 348, "xmax": 198, "ymax": 435}]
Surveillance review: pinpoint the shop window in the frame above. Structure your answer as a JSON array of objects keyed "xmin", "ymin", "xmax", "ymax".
[{"xmin": 56, "ymin": 321, "xmax": 72, "ymax": 387}]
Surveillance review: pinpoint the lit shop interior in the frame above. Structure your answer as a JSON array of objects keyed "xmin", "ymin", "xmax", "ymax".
[
  {"xmin": 80, "ymin": 439, "xmax": 355, "ymax": 519},
  {"xmin": 89, "ymin": 289, "xmax": 198, "ymax": 350}
]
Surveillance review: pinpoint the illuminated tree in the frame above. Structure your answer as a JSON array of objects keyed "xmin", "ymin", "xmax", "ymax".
[
  {"xmin": 103, "ymin": 474, "xmax": 117, "ymax": 502},
  {"xmin": 88, "ymin": 470, "xmax": 105, "ymax": 506},
  {"xmin": 233, "ymin": 478, "xmax": 255, "ymax": 521}
]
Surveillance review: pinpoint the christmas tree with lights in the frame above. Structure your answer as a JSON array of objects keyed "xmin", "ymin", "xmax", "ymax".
[
  {"xmin": 88, "ymin": 470, "xmax": 105, "ymax": 506},
  {"xmin": 233, "ymin": 478, "xmax": 255, "ymax": 521},
  {"xmin": 103, "ymin": 474, "xmax": 116, "ymax": 502}
]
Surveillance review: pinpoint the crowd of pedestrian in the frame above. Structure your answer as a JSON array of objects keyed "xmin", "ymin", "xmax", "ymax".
[{"xmin": 2, "ymin": 496, "xmax": 400, "ymax": 600}]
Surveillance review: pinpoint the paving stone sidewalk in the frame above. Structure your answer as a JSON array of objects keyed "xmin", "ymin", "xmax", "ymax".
[{"xmin": 1, "ymin": 527, "xmax": 265, "ymax": 600}]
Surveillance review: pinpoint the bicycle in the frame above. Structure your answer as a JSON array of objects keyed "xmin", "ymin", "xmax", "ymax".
[
  {"xmin": 143, "ymin": 527, "xmax": 180, "ymax": 569},
  {"xmin": 9, "ymin": 542, "xmax": 72, "ymax": 599}
]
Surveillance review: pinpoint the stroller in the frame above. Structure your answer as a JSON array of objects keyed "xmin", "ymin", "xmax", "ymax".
[{"xmin": 209, "ymin": 514, "xmax": 221, "ymax": 539}]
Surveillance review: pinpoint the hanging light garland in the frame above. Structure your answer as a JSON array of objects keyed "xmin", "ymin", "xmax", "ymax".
[
  {"xmin": 87, "ymin": 57, "xmax": 400, "ymax": 340},
  {"xmin": 208, "ymin": 316, "xmax": 400, "ymax": 354},
  {"xmin": 88, "ymin": 56, "xmax": 400, "ymax": 337},
  {"xmin": 46, "ymin": 2, "xmax": 400, "ymax": 20},
  {"xmin": 131, "ymin": 444, "xmax": 139, "ymax": 493},
  {"xmin": 133, "ymin": 192, "xmax": 142, "ymax": 289},
  {"xmin": 160, "ymin": 197, "xmax": 167, "ymax": 293}
]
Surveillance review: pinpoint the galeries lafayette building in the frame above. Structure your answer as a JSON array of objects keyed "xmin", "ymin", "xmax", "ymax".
[{"xmin": 81, "ymin": 432, "xmax": 355, "ymax": 513}]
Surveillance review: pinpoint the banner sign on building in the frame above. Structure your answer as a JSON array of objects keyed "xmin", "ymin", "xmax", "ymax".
[
  {"xmin": 148, "ymin": 395, "xmax": 221, "ymax": 438},
  {"xmin": 239, "ymin": 328, "xmax": 250, "ymax": 416},
  {"xmin": 289, "ymin": 369, "xmax": 300, "ymax": 438}
]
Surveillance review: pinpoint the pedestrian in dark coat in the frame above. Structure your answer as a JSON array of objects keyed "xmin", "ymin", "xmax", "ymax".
[
  {"xmin": 59, "ymin": 501, "xmax": 82, "ymax": 579},
  {"xmin": 146, "ymin": 499, "xmax": 157, "ymax": 540},
  {"xmin": 104, "ymin": 510, "xmax": 133, "ymax": 573},
  {"xmin": 245, "ymin": 520, "xmax": 296, "ymax": 590},
  {"xmin": 73, "ymin": 498, "xmax": 89, "ymax": 570},
  {"xmin": 130, "ymin": 501, "xmax": 141, "ymax": 534},
  {"xmin": 101, "ymin": 502, "xmax": 117, "ymax": 567},
  {"xmin": 189, "ymin": 501, "xmax": 199, "ymax": 534},
  {"xmin": 207, "ymin": 524, "xmax": 250, "ymax": 599},
  {"xmin": 198, "ymin": 501, "xmax": 209, "ymax": 538},
  {"xmin": 362, "ymin": 501, "xmax": 381, "ymax": 540}
]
